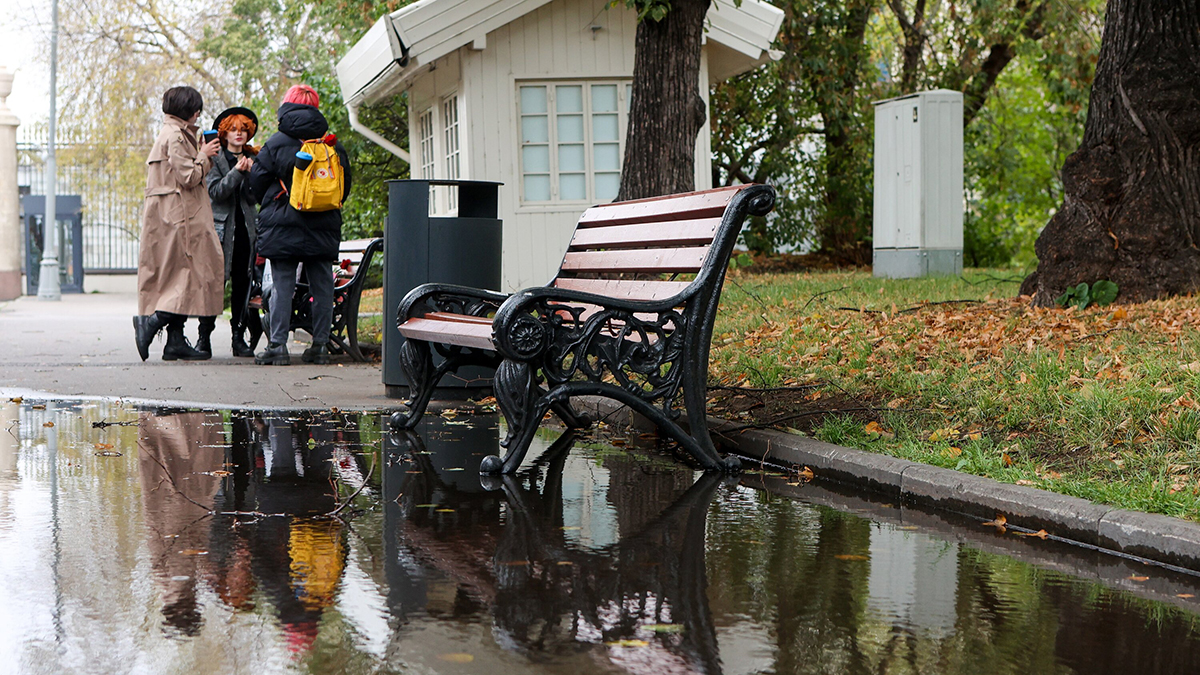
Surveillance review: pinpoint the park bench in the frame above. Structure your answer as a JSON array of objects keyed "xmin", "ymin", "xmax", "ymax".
[
  {"xmin": 249, "ymin": 237, "xmax": 383, "ymax": 362},
  {"xmin": 388, "ymin": 184, "xmax": 776, "ymax": 474}
]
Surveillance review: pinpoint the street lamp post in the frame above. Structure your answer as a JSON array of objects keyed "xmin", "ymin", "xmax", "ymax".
[{"xmin": 36, "ymin": 0, "xmax": 61, "ymax": 301}]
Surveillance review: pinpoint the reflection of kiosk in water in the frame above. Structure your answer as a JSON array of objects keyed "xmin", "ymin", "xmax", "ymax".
[{"xmin": 384, "ymin": 425, "xmax": 724, "ymax": 673}]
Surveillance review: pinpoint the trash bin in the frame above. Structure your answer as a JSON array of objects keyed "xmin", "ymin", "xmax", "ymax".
[{"xmin": 383, "ymin": 179, "xmax": 502, "ymax": 400}]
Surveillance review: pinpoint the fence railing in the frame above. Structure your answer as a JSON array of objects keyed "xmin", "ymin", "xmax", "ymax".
[{"xmin": 18, "ymin": 127, "xmax": 147, "ymax": 273}]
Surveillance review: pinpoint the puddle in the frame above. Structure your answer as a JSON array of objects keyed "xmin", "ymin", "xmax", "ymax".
[{"xmin": 3, "ymin": 399, "xmax": 1200, "ymax": 674}]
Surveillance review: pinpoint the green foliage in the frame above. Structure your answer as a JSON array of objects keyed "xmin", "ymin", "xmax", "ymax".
[
  {"xmin": 711, "ymin": 0, "xmax": 1103, "ymax": 266},
  {"xmin": 1055, "ymin": 280, "xmax": 1118, "ymax": 310}
]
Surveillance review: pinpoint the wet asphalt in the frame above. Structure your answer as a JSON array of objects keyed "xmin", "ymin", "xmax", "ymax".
[{"xmin": 0, "ymin": 292, "xmax": 396, "ymax": 409}]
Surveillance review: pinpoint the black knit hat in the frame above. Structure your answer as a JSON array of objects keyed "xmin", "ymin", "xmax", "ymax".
[{"xmin": 212, "ymin": 106, "xmax": 259, "ymax": 139}]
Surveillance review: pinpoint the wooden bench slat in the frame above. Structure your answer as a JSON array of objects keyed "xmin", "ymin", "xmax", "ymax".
[
  {"xmin": 559, "ymin": 247, "xmax": 710, "ymax": 274},
  {"xmin": 567, "ymin": 217, "xmax": 722, "ymax": 250},
  {"xmin": 576, "ymin": 185, "xmax": 747, "ymax": 228},
  {"xmin": 425, "ymin": 312, "xmax": 493, "ymax": 325},
  {"xmin": 552, "ymin": 278, "xmax": 691, "ymax": 301},
  {"xmin": 399, "ymin": 317, "xmax": 495, "ymax": 351}
]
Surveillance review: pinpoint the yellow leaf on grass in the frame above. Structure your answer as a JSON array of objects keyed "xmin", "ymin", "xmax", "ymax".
[
  {"xmin": 886, "ymin": 398, "xmax": 904, "ymax": 409},
  {"xmin": 944, "ymin": 446, "xmax": 963, "ymax": 457},
  {"xmin": 1002, "ymin": 453, "xmax": 1015, "ymax": 467},
  {"xmin": 928, "ymin": 427, "xmax": 959, "ymax": 442},
  {"xmin": 1111, "ymin": 307, "xmax": 1128, "ymax": 320},
  {"xmin": 438, "ymin": 653, "xmax": 475, "ymax": 663}
]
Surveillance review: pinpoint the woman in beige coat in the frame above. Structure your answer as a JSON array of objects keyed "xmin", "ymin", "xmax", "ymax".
[{"xmin": 133, "ymin": 86, "xmax": 224, "ymax": 361}]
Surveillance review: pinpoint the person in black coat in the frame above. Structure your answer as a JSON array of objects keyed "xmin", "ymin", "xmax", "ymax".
[{"xmin": 249, "ymin": 85, "xmax": 352, "ymax": 366}]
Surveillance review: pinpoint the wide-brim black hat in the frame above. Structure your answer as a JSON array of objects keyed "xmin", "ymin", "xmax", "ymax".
[{"xmin": 212, "ymin": 106, "xmax": 259, "ymax": 139}]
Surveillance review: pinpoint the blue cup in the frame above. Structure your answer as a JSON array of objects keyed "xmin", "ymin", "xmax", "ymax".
[{"xmin": 295, "ymin": 151, "xmax": 314, "ymax": 171}]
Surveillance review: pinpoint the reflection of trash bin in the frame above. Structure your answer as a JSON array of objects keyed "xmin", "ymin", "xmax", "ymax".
[
  {"xmin": 22, "ymin": 195, "xmax": 84, "ymax": 294},
  {"xmin": 383, "ymin": 180, "xmax": 502, "ymax": 399}
]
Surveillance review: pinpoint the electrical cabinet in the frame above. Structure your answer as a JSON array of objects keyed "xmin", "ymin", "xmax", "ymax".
[{"xmin": 872, "ymin": 90, "xmax": 963, "ymax": 278}]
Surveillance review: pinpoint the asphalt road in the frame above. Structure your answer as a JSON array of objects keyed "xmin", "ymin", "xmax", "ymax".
[{"xmin": 0, "ymin": 292, "xmax": 399, "ymax": 410}]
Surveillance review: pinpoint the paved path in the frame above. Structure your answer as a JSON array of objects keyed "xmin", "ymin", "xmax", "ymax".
[{"xmin": 0, "ymin": 293, "xmax": 397, "ymax": 409}]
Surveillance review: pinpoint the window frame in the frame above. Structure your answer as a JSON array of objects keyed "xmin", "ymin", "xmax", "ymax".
[{"xmin": 516, "ymin": 79, "xmax": 631, "ymax": 206}]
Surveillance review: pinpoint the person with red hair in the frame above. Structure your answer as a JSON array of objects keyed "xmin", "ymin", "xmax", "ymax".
[
  {"xmin": 207, "ymin": 106, "xmax": 264, "ymax": 357},
  {"xmin": 249, "ymin": 84, "xmax": 351, "ymax": 365}
]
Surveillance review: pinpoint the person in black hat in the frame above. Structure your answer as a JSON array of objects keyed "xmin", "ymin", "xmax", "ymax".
[{"xmin": 206, "ymin": 107, "xmax": 263, "ymax": 357}]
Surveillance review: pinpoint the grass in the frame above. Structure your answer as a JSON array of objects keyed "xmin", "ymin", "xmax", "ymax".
[
  {"xmin": 356, "ymin": 266, "xmax": 1200, "ymax": 521},
  {"xmin": 710, "ymin": 267, "xmax": 1200, "ymax": 521}
]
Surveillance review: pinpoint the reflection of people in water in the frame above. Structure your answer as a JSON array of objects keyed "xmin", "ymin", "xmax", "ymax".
[
  {"xmin": 140, "ymin": 409, "xmax": 363, "ymax": 650},
  {"xmin": 138, "ymin": 409, "xmax": 226, "ymax": 636},
  {"xmin": 215, "ymin": 411, "xmax": 354, "ymax": 654}
]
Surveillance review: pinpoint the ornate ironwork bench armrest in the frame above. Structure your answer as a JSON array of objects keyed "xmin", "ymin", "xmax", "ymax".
[{"xmin": 397, "ymin": 282, "xmax": 512, "ymax": 325}]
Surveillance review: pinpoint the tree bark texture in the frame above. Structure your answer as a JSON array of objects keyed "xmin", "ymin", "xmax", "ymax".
[
  {"xmin": 1022, "ymin": 0, "xmax": 1200, "ymax": 305},
  {"xmin": 616, "ymin": 0, "xmax": 711, "ymax": 202}
]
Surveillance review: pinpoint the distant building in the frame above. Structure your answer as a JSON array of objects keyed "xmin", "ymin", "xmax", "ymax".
[{"xmin": 337, "ymin": 0, "xmax": 783, "ymax": 290}]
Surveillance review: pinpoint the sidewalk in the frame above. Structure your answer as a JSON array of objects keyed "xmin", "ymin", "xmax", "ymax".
[{"xmin": 0, "ymin": 293, "xmax": 396, "ymax": 409}]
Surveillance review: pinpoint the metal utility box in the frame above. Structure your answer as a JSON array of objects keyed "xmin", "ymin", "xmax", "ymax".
[
  {"xmin": 872, "ymin": 90, "xmax": 963, "ymax": 278},
  {"xmin": 383, "ymin": 179, "xmax": 502, "ymax": 400}
]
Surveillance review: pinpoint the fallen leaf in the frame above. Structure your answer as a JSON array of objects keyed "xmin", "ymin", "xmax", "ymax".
[
  {"xmin": 864, "ymin": 421, "xmax": 894, "ymax": 439},
  {"xmin": 886, "ymin": 398, "xmax": 904, "ymax": 409},
  {"xmin": 438, "ymin": 653, "xmax": 475, "ymax": 663},
  {"xmin": 834, "ymin": 554, "xmax": 869, "ymax": 561},
  {"xmin": 1016, "ymin": 479, "xmax": 1035, "ymax": 486},
  {"xmin": 43, "ymin": 421, "xmax": 54, "ymax": 428},
  {"xmin": 1128, "ymin": 575, "xmax": 1150, "ymax": 582},
  {"xmin": 606, "ymin": 640, "xmax": 650, "ymax": 648},
  {"xmin": 1177, "ymin": 594, "xmax": 1195, "ymax": 599},
  {"xmin": 983, "ymin": 515, "xmax": 1007, "ymax": 528},
  {"xmin": 8, "ymin": 397, "xmax": 22, "ymax": 404},
  {"xmin": 94, "ymin": 442, "xmax": 114, "ymax": 450},
  {"xmin": 798, "ymin": 467, "xmax": 815, "ymax": 482},
  {"xmin": 944, "ymin": 446, "xmax": 963, "ymax": 457},
  {"xmin": 1111, "ymin": 307, "xmax": 1128, "ymax": 320},
  {"xmin": 928, "ymin": 427, "xmax": 959, "ymax": 442},
  {"xmin": 556, "ymin": 561, "xmax": 574, "ymax": 565},
  {"xmin": 1018, "ymin": 529, "xmax": 1049, "ymax": 539},
  {"xmin": 179, "ymin": 549, "xmax": 208, "ymax": 556},
  {"xmin": 1002, "ymin": 453, "xmax": 1015, "ymax": 467}
]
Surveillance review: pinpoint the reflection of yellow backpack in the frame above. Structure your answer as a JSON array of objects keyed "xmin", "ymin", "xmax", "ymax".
[{"xmin": 290, "ymin": 140, "xmax": 344, "ymax": 212}]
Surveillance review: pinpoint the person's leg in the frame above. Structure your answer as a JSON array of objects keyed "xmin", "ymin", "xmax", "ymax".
[
  {"xmin": 196, "ymin": 316, "xmax": 216, "ymax": 358},
  {"xmin": 161, "ymin": 312, "xmax": 206, "ymax": 361},
  {"xmin": 257, "ymin": 258, "xmax": 295, "ymax": 365},
  {"xmin": 230, "ymin": 223, "xmax": 254, "ymax": 357},
  {"xmin": 302, "ymin": 260, "xmax": 334, "ymax": 364}
]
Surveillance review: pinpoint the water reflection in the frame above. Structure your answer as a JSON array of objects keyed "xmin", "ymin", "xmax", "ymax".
[
  {"xmin": 5, "ymin": 400, "xmax": 1200, "ymax": 674},
  {"xmin": 385, "ymin": 429, "xmax": 724, "ymax": 671}
]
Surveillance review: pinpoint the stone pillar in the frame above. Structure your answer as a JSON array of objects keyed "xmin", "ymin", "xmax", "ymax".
[{"xmin": 0, "ymin": 66, "xmax": 20, "ymax": 300}]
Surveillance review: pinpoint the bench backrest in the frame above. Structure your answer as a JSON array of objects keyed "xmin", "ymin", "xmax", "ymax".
[
  {"xmin": 335, "ymin": 237, "xmax": 383, "ymax": 291},
  {"xmin": 551, "ymin": 185, "xmax": 759, "ymax": 303}
]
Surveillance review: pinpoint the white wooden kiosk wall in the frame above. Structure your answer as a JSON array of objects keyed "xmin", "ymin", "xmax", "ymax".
[{"xmin": 338, "ymin": 0, "xmax": 784, "ymax": 292}]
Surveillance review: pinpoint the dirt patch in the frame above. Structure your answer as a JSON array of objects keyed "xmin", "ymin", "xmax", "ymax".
[{"xmin": 706, "ymin": 385, "xmax": 881, "ymax": 434}]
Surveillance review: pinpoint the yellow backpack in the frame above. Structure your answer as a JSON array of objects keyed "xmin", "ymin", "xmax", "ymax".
[{"xmin": 289, "ymin": 139, "xmax": 344, "ymax": 212}]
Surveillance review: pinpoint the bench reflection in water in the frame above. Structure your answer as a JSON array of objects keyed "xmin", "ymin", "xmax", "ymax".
[{"xmin": 384, "ymin": 426, "xmax": 725, "ymax": 672}]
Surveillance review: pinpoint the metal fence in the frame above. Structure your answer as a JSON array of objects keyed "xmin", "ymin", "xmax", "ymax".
[{"xmin": 18, "ymin": 127, "xmax": 146, "ymax": 273}]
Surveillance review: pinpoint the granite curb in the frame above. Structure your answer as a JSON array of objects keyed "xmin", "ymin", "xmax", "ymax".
[{"xmin": 577, "ymin": 396, "xmax": 1200, "ymax": 573}]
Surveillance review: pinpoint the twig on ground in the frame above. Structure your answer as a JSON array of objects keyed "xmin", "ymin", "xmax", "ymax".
[
  {"xmin": 835, "ymin": 299, "xmax": 982, "ymax": 315},
  {"xmin": 92, "ymin": 419, "xmax": 137, "ymax": 428},
  {"xmin": 708, "ymin": 383, "xmax": 823, "ymax": 393},
  {"xmin": 801, "ymin": 285, "xmax": 849, "ymax": 313},
  {"xmin": 727, "ymin": 277, "xmax": 770, "ymax": 313},
  {"xmin": 1075, "ymin": 326, "xmax": 1133, "ymax": 342},
  {"xmin": 960, "ymin": 273, "xmax": 1024, "ymax": 286},
  {"xmin": 725, "ymin": 406, "xmax": 890, "ymax": 432}
]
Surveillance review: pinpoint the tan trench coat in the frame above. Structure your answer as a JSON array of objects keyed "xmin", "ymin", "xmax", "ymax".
[{"xmin": 137, "ymin": 115, "xmax": 224, "ymax": 316}]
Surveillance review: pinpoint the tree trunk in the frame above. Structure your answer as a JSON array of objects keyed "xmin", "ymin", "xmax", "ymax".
[
  {"xmin": 1022, "ymin": 0, "xmax": 1200, "ymax": 305},
  {"xmin": 616, "ymin": 0, "xmax": 711, "ymax": 202}
]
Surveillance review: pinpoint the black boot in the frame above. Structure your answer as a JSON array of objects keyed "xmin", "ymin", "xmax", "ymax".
[
  {"xmin": 255, "ymin": 342, "xmax": 290, "ymax": 366},
  {"xmin": 301, "ymin": 342, "xmax": 330, "ymax": 365},
  {"xmin": 133, "ymin": 312, "xmax": 168, "ymax": 362},
  {"xmin": 231, "ymin": 328, "xmax": 255, "ymax": 357},
  {"xmin": 196, "ymin": 316, "xmax": 216, "ymax": 359},
  {"xmin": 163, "ymin": 322, "xmax": 209, "ymax": 361}
]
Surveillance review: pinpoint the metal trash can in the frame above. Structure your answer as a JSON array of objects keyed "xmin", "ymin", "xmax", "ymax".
[{"xmin": 383, "ymin": 179, "xmax": 502, "ymax": 400}]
